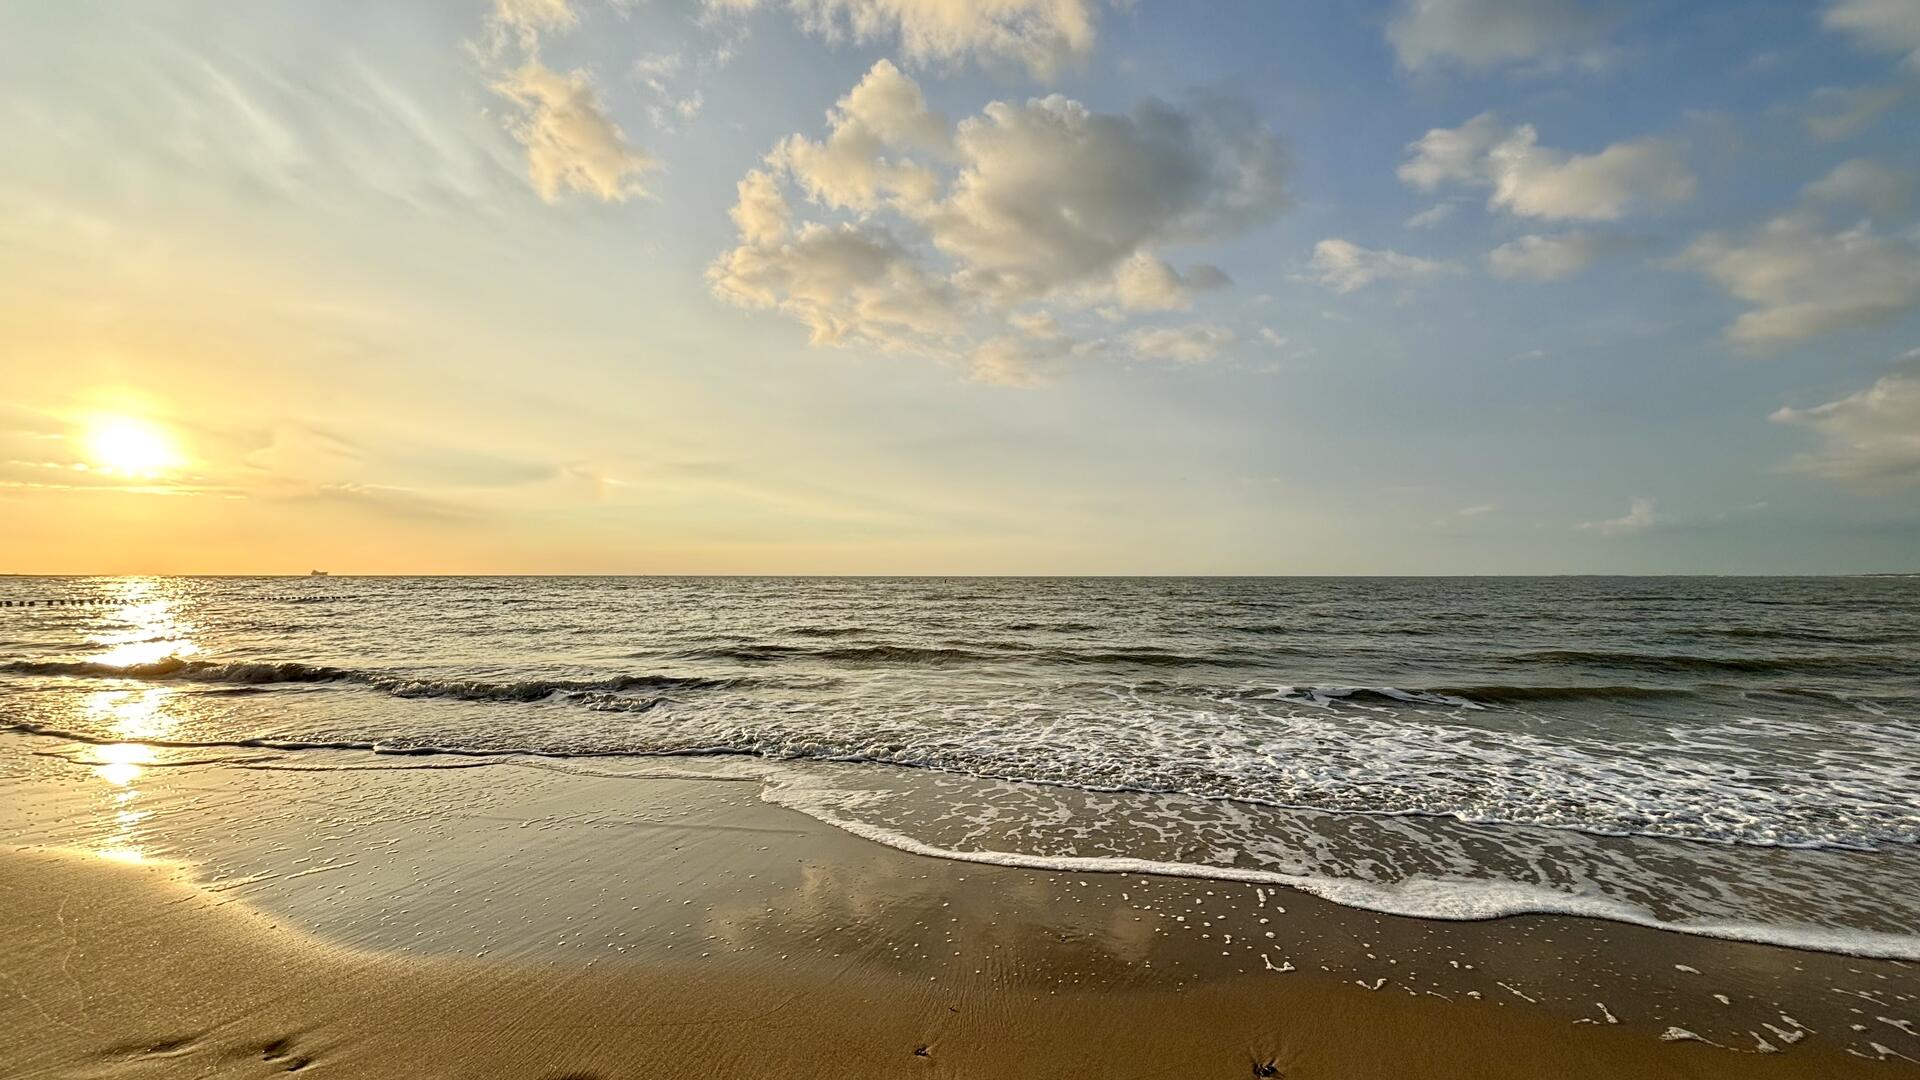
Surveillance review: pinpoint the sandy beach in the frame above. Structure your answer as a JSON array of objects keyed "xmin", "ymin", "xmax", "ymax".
[{"xmin": 3, "ymin": 742, "xmax": 1914, "ymax": 1079}]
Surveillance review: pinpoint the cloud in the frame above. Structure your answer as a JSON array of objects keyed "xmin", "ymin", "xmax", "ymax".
[
  {"xmin": 710, "ymin": 62, "xmax": 1289, "ymax": 383},
  {"xmin": 1487, "ymin": 231, "xmax": 1626, "ymax": 281},
  {"xmin": 708, "ymin": 217, "xmax": 964, "ymax": 348},
  {"xmin": 968, "ymin": 333, "xmax": 1093, "ymax": 386},
  {"xmin": 919, "ymin": 93, "xmax": 1288, "ymax": 303},
  {"xmin": 485, "ymin": 0, "xmax": 578, "ymax": 55},
  {"xmin": 1385, "ymin": 0, "xmax": 1611, "ymax": 71},
  {"xmin": 772, "ymin": 58, "xmax": 950, "ymax": 211},
  {"xmin": 1304, "ymin": 238, "xmax": 1457, "ymax": 293},
  {"xmin": 707, "ymin": 0, "xmax": 1101, "ymax": 75},
  {"xmin": 1823, "ymin": 0, "xmax": 1920, "ymax": 70},
  {"xmin": 1804, "ymin": 159, "xmax": 1914, "ymax": 219},
  {"xmin": 1400, "ymin": 112, "xmax": 1694, "ymax": 221},
  {"xmin": 1771, "ymin": 362, "xmax": 1920, "ymax": 489},
  {"xmin": 1112, "ymin": 253, "xmax": 1231, "ymax": 311},
  {"xmin": 1672, "ymin": 214, "xmax": 1920, "ymax": 345},
  {"xmin": 1580, "ymin": 497, "xmax": 1655, "ymax": 535},
  {"xmin": 1405, "ymin": 203, "xmax": 1457, "ymax": 228},
  {"xmin": 493, "ymin": 60, "xmax": 655, "ymax": 203},
  {"xmin": 1126, "ymin": 324, "xmax": 1234, "ymax": 364},
  {"xmin": 1805, "ymin": 84, "xmax": 1906, "ymax": 141},
  {"xmin": 1433, "ymin": 502, "xmax": 1496, "ymax": 526}
]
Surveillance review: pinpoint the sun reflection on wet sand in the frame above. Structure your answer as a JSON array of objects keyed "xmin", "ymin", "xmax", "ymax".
[
  {"xmin": 84, "ymin": 687, "xmax": 178, "ymax": 740},
  {"xmin": 80, "ymin": 683, "xmax": 187, "ymax": 862},
  {"xmin": 58, "ymin": 582, "xmax": 205, "ymax": 867},
  {"xmin": 89, "ymin": 743, "xmax": 155, "ymax": 862},
  {"xmin": 91, "ymin": 741, "xmax": 153, "ymax": 787}
]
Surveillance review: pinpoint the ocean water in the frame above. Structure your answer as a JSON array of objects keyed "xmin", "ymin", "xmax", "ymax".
[{"xmin": 3, "ymin": 575, "xmax": 1918, "ymax": 957}]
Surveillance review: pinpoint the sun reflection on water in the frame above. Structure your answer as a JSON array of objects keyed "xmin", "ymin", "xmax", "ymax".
[
  {"xmin": 79, "ymin": 683, "xmax": 190, "ymax": 863},
  {"xmin": 85, "ymin": 579, "xmax": 200, "ymax": 669}
]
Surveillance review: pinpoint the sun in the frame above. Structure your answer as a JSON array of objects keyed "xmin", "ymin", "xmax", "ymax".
[{"xmin": 84, "ymin": 416, "xmax": 184, "ymax": 477}]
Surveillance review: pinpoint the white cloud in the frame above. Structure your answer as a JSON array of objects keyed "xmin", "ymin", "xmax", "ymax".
[
  {"xmin": 485, "ymin": 0, "xmax": 578, "ymax": 54},
  {"xmin": 1805, "ymin": 84, "xmax": 1906, "ymax": 141},
  {"xmin": 1258, "ymin": 327, "xmax": 1290, "ymax": 348},
  {"xmin": 1127, "ymin": 324, "xmax": 1234, "ymax": 364},
  {"xmin": 1385, "ymin": 0, "xmax": 1608, "ymax": 70},
  {"xmin": 1823, "ymin": 0, "xmax": 1920, "ymax": 70},
  {"xmin": 707, "ymin": 0, "xmax": 1101, "ymax": 75},
  {"xmin": 1804, "ymin": 159, "xmax": 1914, "ymax": 219},
  {"xmin": 1400, "ymin": 112, "xmax": 1694, "ymax": 221},
  {"xmin": 1771, "ymin": 363, "xmax": 1920, "ymax": 489},
  {"xmin": 969, "ymin": 334, "xmax": 1069, "ymax": 386},
  {"xmin": 1305, "ymin": 238, "xmax": 1457, "ymax": 293},
  {"xmin": 708, "ymin": 218, "xmax": 964, "ymax": 348},
  {"xmin": 1672, "ymin": 214, "xmax": 1920, "ymax": 345},
  {"xmin": 1112, "ymin": 253, "xmax": 1231, "ymax": 311},
  {"xmin": 492, "ymin": 61, "xmax": 654, "ymax": 203},
  {"xmin": 632, "ymin": 51, "xmax": 685, "ymax": 85},
  {"xmin": 1487, "ymin": 231, "xmax": 1622, "ymax": 281},
  {"xmin": 730, "ymin": 168, "xmax": 792, "ymax": 246},
  {"xmin": 920, "ymin": 93, "xmax": 1287, "ymax": 303},
  {"xmin": 1405, "ymin": 203, "xmax": 1456, "ymax": 228},
  {"xmin": 1580, "ymin": 497, "xmax": 1655, "ymax": 535},
  {"xmin": 1433, "ymin": 502, "xmax": 1497, "ymax": 526},
  {"xmin": 773, "ymin": 58, "xmax": 949, "ymax": 212},
  {"xmin": 1008, "ymin": 309, "xmax": 1063, "ymax": 339},
  {"xmin": 710, "ymin": 62, "xmax": 1289, "ymax": 383}
]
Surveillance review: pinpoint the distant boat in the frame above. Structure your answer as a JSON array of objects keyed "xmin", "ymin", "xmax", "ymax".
[{"xmin": 309, "ymin": 570, "xmax": 329, "ymax": 576}]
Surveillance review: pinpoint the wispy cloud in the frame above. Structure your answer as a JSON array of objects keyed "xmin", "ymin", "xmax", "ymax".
[
  {"xmin": 705, "ymin": 0, "xmax": 1103, "ymax": 76},
  {"xmin": 1385, "ymin": 0, "xmax": 1613, "ymax": 72},
  {"xmin": 1579, "ymin": 497, "xmax": 1656, "ymax": 535},
  {"xmin": 1303, "ymin": 239, "xmax": 1457, "ymax": 293},
  {"xmin": 1771, "ymin": 358, "xmax": 1920, "ymax": 490}
]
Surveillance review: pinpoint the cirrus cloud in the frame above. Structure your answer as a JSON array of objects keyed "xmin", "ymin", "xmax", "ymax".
[
  {"xmin": 1385, "ymin": 0, "xmax": 1612, "ymax": 71},
  {"xmin": 706, "ymin": 0, "xmax": 1102, "ymax": 76}
]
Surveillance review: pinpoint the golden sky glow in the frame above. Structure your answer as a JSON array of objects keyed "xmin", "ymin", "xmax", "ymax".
[
  {"xmin": 83, "ymin": 416, "xmax": 185, "ymax": 479},
  {"xmin": 0, "ymin": 3, "xmax": 1916, "ymax": 574}
]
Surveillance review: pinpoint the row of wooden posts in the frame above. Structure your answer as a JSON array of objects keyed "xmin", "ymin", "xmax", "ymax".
[{"xmin": 0, "ymin": 596, "xmax": 352, "ymax": 607}]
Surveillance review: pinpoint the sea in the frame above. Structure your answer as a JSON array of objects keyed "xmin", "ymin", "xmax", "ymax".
[{"xmin": 2, "ymin": 575, "xmax": 1917, "ymax": 959}]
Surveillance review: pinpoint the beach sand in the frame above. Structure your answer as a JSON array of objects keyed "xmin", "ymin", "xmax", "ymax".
[{"xmin": 1, "ymin": 746, "xmax": 1915, "ymax": 1078}]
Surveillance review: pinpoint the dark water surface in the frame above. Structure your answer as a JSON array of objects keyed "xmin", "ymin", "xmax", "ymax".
[{"xmin": 3, "ymin": 576, "xmax": 1917, "ymax": 956}]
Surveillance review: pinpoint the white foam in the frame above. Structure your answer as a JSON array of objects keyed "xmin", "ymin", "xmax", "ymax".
[{"xmin": 749, "ymin": 765, "xmax": 1920, "ymax": 962}]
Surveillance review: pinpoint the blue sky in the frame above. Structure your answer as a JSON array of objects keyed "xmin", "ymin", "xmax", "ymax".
[{"xmin": 0, "ymin": 0, "xmax": 1917, "ymax": 573}]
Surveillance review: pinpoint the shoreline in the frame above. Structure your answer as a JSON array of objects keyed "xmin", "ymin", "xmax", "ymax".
[
  {"xmin": 2, "ymin": 744, "xmax": 1916, "ymax": 1076},
  {"xmin": 9, "ymin": 720, "xmax": 1919, "ymax": 963}
]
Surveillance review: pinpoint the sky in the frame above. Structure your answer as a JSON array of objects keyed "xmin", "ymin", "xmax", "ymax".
[{"xmin": 1, "ymin": 0, "xmax": 1918, "ymax": 575}]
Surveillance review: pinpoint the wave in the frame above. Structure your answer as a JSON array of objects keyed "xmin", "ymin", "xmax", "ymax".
[
  {"xmin": 665, "ymin": 642, "xmax": 1227, "ymax": 667},
  {"xmin": 1258, "ymin": 685, "xmax": 1479, "ymax": 708},
  {"xmin": 0, "ymin": 657, "xmax": 732, "ymax": 702},
  {"xmin": 1498, "ymin": 649, "xmax": 1907, "ymax": 676},
  {"xmin": 755, "ymin": 770, "xmax": 1920, "ymax": 961},
  {"xmin": 1435, "ymin": 684, "xmax": 1694, "ymax": 704}
]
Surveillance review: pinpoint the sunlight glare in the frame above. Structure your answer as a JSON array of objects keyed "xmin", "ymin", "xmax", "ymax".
[{"xmin": 83, "ymin": 415, "xmax": 184, "ymax": 477}]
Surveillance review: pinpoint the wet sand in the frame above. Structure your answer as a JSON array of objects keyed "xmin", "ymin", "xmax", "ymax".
[{"xmin": 1, "ymin": 743, "xmax": 1916, "ymax": 1078}]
